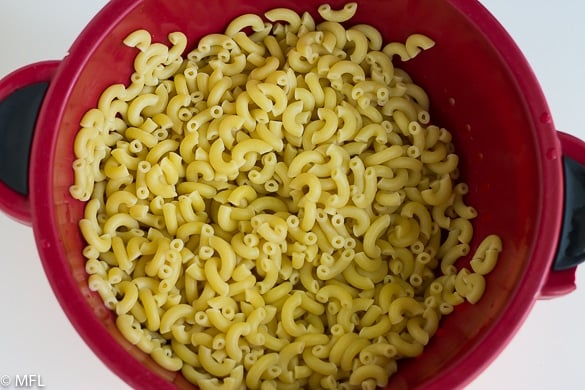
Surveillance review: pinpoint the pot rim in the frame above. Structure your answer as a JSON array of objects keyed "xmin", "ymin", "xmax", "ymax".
[{"xmin": 27, "ymin": 0, "xmax": 563, "ymax": 389}]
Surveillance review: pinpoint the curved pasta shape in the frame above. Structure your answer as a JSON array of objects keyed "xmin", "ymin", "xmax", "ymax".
[
  {"xmin": 302, "ymin": 348, "xmax": 337, "ymax": 376},
  {"xmin": 225, "ymin": 13, "xmax": 265, "ymax": 37},
  {"xmin": 281, "ymin": 100, "xmax": 307, "ymax": 137},
  {"xmin": 311, "ymin": 108, "xmax": 339, "ymax": 145},
  {"xmin": 359, "ymin": 315, "xmax": 392, "ymax": 339},
  {"xmin": 318, "ymin": 2, "xmax": 358, "ymax": 23},
  {"xmin": 401, "ymin": 201, "xmax": 433, "ymax": 240},
  {"xmin": 289, "ymin": 172, "xmax": 323, "ymax": 205},
  {"xmin": 246, "ymin": 353, "xmax": 280, "ymax": 390},
  {"xmin": 316, "ymin": 284, "xmax": 353, "ymax": 308},
  {"xmin": 405, "ymin": 33, "xmax": 436, "ymax": 59},
  {"xmin": 280, "ymin": 292, "xmax": 307, "ymax": 337},
  {"xmin": 421, "ymin": 174, "xmax": 453, "ymax": 206},
  {"xmin": 327, "ymin": 60, "xmax": 366, "ymax": 82},
  {"xmin": 388, "ymin": 297, "xmax": 425, "ymax": 325},
  {"xmin": 159, "ymin": 304, "xmax": 194, "ymax": 334},
  {"xmin": 362, "ymin": 214, "xmax": 391, "ymax": 258},
  {"xmin": 470, "ymin": 234, "xmax": 503, "ymax": 275},
  {"xmin": 350, "ymin": 361, "xmax": 391, "ymax": 387},
  {"xmin": 265, "ymin": 8, "xmax": 302, "ymax": 32},
  {"xmin": 198, "ymin": 346, "xmax": 237, "ymax": 378}
]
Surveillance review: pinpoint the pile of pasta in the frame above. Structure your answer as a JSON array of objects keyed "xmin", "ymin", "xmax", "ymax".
[{"xmin": 70, "ymin": 2, "xmax": 503, "ymax": 389}]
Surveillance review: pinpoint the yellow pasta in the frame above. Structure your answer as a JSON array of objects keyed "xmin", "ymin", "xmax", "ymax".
[
  {"xmin": 470, "ymin": 234, "xmax": 503, "ymax": 275},
  {"xmin": 317, "ymin": 2, "xmax": 358, "ymax": 23},
  {"xmin": 70, "ymin": 3, "xmax": 503, "ymax": 389},
  {"xmin": 405, "ymin": 33, "xmax": 436, "ymax": 59},
  {"xmin": 264, "ymin": 8, "xmax": 302, "ymax": 33}
]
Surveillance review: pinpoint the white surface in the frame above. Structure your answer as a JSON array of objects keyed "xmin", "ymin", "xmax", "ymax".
[{"xmin": 0, "ymin": 1, "xmax": 583, "ymax": 389}]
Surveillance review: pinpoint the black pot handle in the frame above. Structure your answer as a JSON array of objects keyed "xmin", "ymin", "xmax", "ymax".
[
  {"xmin": 553, "ymin": 155, "xmax": 585, "ymax": 270},
  {"xmin": 0, "ymin": 61, "xmax": 59, "ymax": 224},
  {"xmin": 540, "ymin": 131, "xmax": 585, "ymax": 298}
]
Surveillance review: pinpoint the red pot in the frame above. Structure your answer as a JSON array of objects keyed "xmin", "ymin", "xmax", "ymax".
[{"xmin": 0, "ymin": 0, "xmax": 584, "ymax": 389}]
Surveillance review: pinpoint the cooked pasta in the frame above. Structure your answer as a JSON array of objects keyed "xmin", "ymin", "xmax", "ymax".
[{"xmin": 71, "ymin": 3, "xmax": 502, "ymax": 389}]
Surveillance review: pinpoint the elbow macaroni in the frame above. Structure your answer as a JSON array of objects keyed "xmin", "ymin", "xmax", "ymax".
[{"xmin": 71, "ymin": 3, "xmax": 503, "ymax": 389}]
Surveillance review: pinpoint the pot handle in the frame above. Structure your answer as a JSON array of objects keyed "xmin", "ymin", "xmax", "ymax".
[
  {"xmin": 0, "ymin": 61, "xmax": 59, "ymax": 225},
  {"xmin": 539, "ymin": 131, "xmax": 585, "ymax": 298}
]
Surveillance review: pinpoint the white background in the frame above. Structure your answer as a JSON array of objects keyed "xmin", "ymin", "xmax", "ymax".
[{"xmin": 0, "ymin": 1, "xmax": 584, "ymax": 389}]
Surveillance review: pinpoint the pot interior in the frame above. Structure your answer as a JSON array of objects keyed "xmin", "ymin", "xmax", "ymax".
[{"xmin": 43, "ymin": 0, "xmax": 558, "ymax": 388}]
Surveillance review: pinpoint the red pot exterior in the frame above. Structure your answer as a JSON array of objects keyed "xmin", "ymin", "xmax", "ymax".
[{"xmin": 23, "ymin": 0, "xmax": 565, "ymax": 389}]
